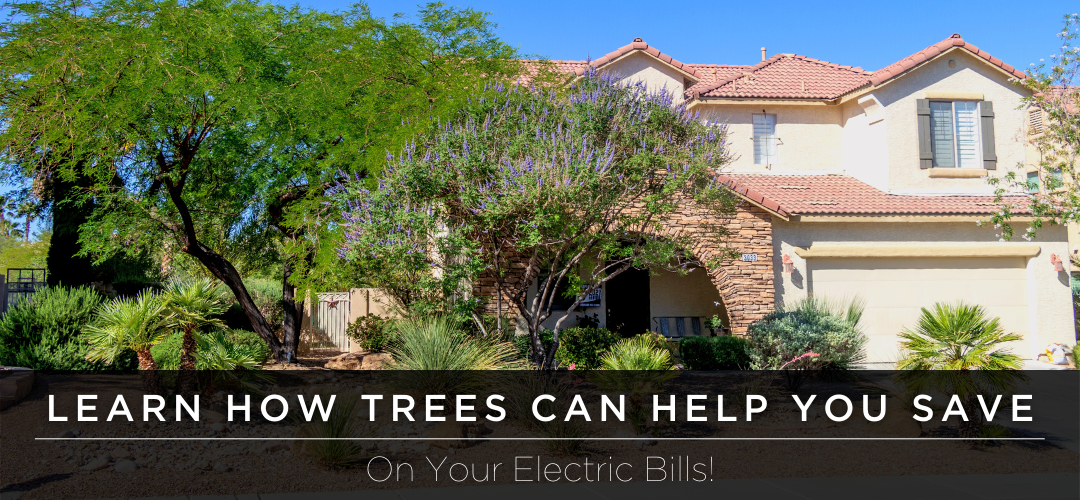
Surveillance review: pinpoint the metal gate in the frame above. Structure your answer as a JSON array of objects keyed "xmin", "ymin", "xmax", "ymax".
[
  {"xmin": 2, "ymin": 269, "xmax": 46, "ymax": 314},
  {"xmin": 311, "ymin": 291, "xmax": 351, "ymax": 350}
]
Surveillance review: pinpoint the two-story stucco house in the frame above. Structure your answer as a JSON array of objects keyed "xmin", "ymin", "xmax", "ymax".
[{"xmin": 516, "ymin": 33, "xmax": 1074, "ymax": 363}]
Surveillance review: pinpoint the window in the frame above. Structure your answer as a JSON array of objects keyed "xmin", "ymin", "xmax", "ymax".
[
  {"xmin": 753, "ymin": 114, "xmax": 778, "ymax": 164},
  {"xmin": 929, "ymin": 101, "xmax": 982, "ymax": 168},
  {"xmin": 1027, "ymin": 171, "xmax": 1040, "ymax": 193},
  {"xmin": 1048, "ymin": 169, "xmax": 1064, "ymax": 191}
]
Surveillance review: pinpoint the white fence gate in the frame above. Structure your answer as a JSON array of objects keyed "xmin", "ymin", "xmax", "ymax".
[{"xmin": 311, "ymin": 291, "xmax": 351, "ymax": 351}]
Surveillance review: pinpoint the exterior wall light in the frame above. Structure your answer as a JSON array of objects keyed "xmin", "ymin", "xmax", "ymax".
[
  {"xmin": 782, "ymin": 254, "xmax": 794, "ymax": 274},
  {"xmin": 1050, "ymin": 253, "xmax": 1066, "ymax": 272}
]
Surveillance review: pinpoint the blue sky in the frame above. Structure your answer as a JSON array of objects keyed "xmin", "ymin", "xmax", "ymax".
[{"xmin": 3, "ymin": 0, "xmax": 1076, "ymax": 237}]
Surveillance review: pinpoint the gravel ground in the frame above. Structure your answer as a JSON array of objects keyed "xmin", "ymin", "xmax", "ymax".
[{"xmin": 2, "ymin": 372, "xmax": 1076, "ymax": 499}]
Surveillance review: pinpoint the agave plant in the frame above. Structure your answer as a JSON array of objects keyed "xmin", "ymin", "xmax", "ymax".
[
  {"xmin": 896, "ymin": 302, "xmax": 1026, "ymax": 438},
  {"xmin": 163, "ymin": 278, "xmax": 228, "ymax": 371}
]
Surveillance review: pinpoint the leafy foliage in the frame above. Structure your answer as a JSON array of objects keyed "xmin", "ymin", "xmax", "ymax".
[
  {"xmin": 345, "ymin": 314, "xmax": 395, "ymax": 352},
  {"xmin": 82, "ymin": 290, "xmax": 172, "ymax": 369},
  {"xmin": 553, "ymin": 326, "xmax": 620, "ymax": 370},
  {"xmin": 745, "ymin": 296, "xmax": 867, "ymax": 370},
  {"xmin": 334, "ymin": 70, "xmax": 737, "ymax": 368},
  {"xmin": 680, "ymin": 335, "xmax": 750, "ymax": 370},
  {"xmin": 151, "ymin": 329, "xmax": 271, "ymax": 370},
  {"xmin": 897, "ymin": 302, "xmax": 1024, "ymax": 371},
  {"xmin": 0, "ymin": 285, "xmax": 137, "ymax": 370}
]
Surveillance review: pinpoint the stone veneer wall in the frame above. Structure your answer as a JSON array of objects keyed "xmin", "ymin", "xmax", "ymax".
[{"xmin": 471, "ymin": 199, "xmax": 776, "ymax": 335}]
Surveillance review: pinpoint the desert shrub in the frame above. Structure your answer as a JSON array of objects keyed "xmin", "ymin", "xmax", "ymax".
[
  {"xmin": 0, "ymin": 286, "xmax": 137, "ymax": 370},
  {"xmin": 680, "ymin": 335, "xmax": 750, "ymax": 370},
  {"xmin": 218, "ymin": 279, "xmax": 283, "ymax": 331},
  {"xmin": 345, "ymin": 314, "xmax": 395, "ymax": 352},
  {"xmin": 294, "ymin": 393, "xmax": 378, "ymax": 468},
  {"xmin": 745, "ymin": 296, "xmax": 867, "ymax": 371},
  {"xmin": 554, "ymin": 327, "xmax": 620, "ymax": 370},
  {"xmin": 388, "ymin": 316, "xmax": 526, "ymax": 370},
  {"xmin": 512, "ymin": 330, "xmax": 554, "ymax": 360},
  {"xmin": 599, "ymin": 334, "xmax": 674, "ymax": 371}
]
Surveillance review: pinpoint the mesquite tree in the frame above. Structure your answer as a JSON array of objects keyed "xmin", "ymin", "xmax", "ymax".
[{"xmin": 334, "ymin": 70, "xmax": 737, "ymax": 369}]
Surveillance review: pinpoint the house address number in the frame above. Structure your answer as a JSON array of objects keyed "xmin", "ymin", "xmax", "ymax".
[{"xmin": 741, "ymin": 254, "xmax": 758, "ymax": 262}]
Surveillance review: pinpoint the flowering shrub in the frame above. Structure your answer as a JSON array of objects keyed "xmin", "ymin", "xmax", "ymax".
[
  {"xmin": 331, "ymin": 68, "xmax": 736, "ymax": 368},
  {"xmin": 345, "ymin": 314, "xmax": 395, "ymax": 352}
]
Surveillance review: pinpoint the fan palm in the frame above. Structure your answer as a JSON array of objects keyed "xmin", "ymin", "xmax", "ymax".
[
  {"xmin": 162, "ymin": 279, "xmax": 227, "ymax": 371},
  {"xmin": 896, "ymin": 302, "xmax": 1026, "ymax": 437},
  {"xmin": 84, "ymin": 290, "xmax": 171, "ymax": 393}
]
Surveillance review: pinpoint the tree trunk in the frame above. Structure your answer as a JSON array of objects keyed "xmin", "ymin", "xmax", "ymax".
[
  {"xmin": 280, "ymin": 259, "xmax": 303, "ymax": 362},
  {"xmin": 178, "ymin": 325, "xmax": 197, "ymax": 393},
  {"xmin": 959, "ymin": 396, "xmax": 982, "ymax": 439},
  {"xmin": 23, "ymin": 214, "xmax": 31, "ymax": 242},
  {"xmin": 183, "ymin": 240, "xmax": 285, "ymax": 361},
  {"xmin": 136, "ymin": 349, "xmax": 161, "ymax": 394}
]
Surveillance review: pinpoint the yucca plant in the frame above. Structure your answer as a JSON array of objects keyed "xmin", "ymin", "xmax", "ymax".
[
  {"xmin": 896, "ymin": 302, "xmax": 1026, "ymax": 438},
  {"xmin": 163, "ymin": 278, "xmax": 228, "ymax": 371},
  {"xmin": 599, "ymin": 334, "xmax": 674, "ymax": 371}
]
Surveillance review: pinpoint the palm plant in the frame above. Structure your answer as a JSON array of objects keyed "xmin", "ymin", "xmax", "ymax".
[
  {"xmin": 163, "ymin": 278, "xmax": 228, "ymax": 371},
  {"xmin": 83, "ymin": 290, "xmax": 171, "ymax": 392},
  {"xmin": 896, "ymin": 302, "xmax": 1026, "ymax": 437}
]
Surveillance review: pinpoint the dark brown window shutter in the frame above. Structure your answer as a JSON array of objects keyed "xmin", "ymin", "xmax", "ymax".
[
  {"xmin": 981, "ymin": 101, "xmax": 997, "ymax": 170},
  {"xmin": 916, "ymin": 99, "xmax": 933, "ymax": 169}
]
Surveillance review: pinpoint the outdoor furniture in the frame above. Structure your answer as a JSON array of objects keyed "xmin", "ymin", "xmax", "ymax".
[{"xmin": 652, "ymin": 316, "xmax": 706, "ymax": 339}]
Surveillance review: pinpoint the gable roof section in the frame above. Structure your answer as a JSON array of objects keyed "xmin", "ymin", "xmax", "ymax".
[
  {"xmin": 572, "ymin": 37, "xmax": 703, "ymax": 81},
  {"xmin": 718, "ymin": 174, "xmax": 1031, "ymax": 217},
  {"xmin": 870, "ymin": 33, "xmax": 1027, "ymax": 87},
  {"xmin": 688, "ymin": 54, "xmax": 872, "ymax": 100}
]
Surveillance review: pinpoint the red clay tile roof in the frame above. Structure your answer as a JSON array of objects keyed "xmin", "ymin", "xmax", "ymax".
[
  {"xmin": 688, "ymin": 54, "xmax": 872, "ymax": 100},
  {"xmin": 569, "ymin": 38, "xmax": 703, "ymax": 80},
  {"xmin": 718, "ymin": 174, "xmax": 1031, "ymax": 217},
  {"xmin": 870, "ymin": 33, "xmax": 1027, "ymax": 86},
  {"xmin": 528, "ymin": 34, "xmax": 1025, "ymax": 103}
]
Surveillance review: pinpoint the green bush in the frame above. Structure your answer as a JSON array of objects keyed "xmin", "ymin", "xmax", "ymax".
[
  {"xmin": 745, "ymin": 296, "xmax": 867, "ymax": 370},
  {"xmin": 0, "ymin": 286, "xmax": 137, "ymax": 370},
  {"xmin": 680, "ymin": 335, "xmax": 750, "ymax": 370},
  {"xmin": 345, "ymin": 314, "xmax": 395, "ymax": 352},
  {"xmin": 389, "ymin": 316, "xmax": 526, "ymax": 370},
  {"xmin": 218, "ymin": 279, "xmax": 283, "ymax": 331},
  {"xmin": 599, "ymin": 334, "xmax": 674, "ymax": 370},
  {"xmin": 512, "ymin": 330, "xmax": 554, "ymax": 360},
  {"xmin": 151, "ymin": 328, "xmax": 271, "ymax": 370},
  {"xmin": 553, "ymin": 327, "xmax": 620, "ymax": 370}
]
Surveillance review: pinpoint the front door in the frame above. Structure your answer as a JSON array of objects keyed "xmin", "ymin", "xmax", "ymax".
[{"xmin": 605, "ymin": 267, "xmax": 650, "ymax": 336}]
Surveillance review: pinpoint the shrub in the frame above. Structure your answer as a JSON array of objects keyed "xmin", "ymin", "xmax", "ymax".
[
  {"xmin": 388, "ymin": 316, "xmax": 526, "ymax": 371},
  {"xmin": 512, "ymin": 330, "xmax": 554, "ymax": 360},
  {"xmin": 680, "ymin": 335, "xmax": 750, "ymax": 370},
  {"xmin": 218, "ymin": 279, "xmax": 283, "ymax": 331},
  {"xmin": 0, "ymin": 286, "xmax": 137, "ymax": 370},
  {"xmin": 345, "ymin": 314, "xmax": 395, "ymax": 352},
  {"xmin": 599, "ymin": 334, "xmax": 674, "ymax": 371},
  {"xmin": 554, "ymin": 327, "xmax": 620, "ymax": 370},
  {"xmin": 151, "ymin": 329, "xmax": 270, "ymax": 370},
  {"xmin": 745, "ymin": 296, "xmax": 867, "ymax": 371}
]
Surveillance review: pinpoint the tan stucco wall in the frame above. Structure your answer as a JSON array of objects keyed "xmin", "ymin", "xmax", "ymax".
[
  {"xmin": 869, "ymin": 49, "xmax": 1031, "ymax": 194},
  {"xmin": 603, "ymin": 51, "xmax": 688, "ymax": 104},
  {"xmin": 698, "ymin": 104, "xmax": 844, "ymax": 172},
  {"xmin": 771, "ymin": 219, "xmax": 1073, "ymax": 362},
  {"xmin": 649, "ymin": 267, "xmax": 729, "ymax": 328}
]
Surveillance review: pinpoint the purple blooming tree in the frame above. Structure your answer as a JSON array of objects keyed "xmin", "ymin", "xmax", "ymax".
[{"xmin": 333, "ymin": 69, "xmax": 737, "ymax": 369}]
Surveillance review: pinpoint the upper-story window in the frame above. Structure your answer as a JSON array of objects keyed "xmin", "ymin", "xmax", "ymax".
[
  {"xmin": 753, "ymin": 113, "xmax": 778, "ymax": 164},
  {"xmin": 929, "ymin": 101, "xmax": 982, "ymax": 168}
]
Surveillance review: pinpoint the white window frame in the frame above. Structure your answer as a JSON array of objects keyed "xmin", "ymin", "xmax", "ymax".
[
  {"xmin": 752, "ymin": 113, "xmax": 778, "ymax": 165},
  {"xmin": 929, "ymin": 100, "xmax": 982, "ymax": 169}
]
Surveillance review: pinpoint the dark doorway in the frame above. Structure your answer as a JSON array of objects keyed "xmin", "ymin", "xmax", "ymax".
[{"xmin": 605, "ymin": 267, "xmax": 650, "ymax": 336}]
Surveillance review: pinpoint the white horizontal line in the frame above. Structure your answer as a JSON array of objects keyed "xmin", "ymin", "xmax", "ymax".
[{"xmin": 35, "ymin": 437, "xmax": 1046, "ymax": 441}]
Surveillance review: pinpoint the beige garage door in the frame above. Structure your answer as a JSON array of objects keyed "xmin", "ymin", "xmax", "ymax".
[{"xmin": 808, "ymin": 257, "xmax": 1030, "ymax": 364}]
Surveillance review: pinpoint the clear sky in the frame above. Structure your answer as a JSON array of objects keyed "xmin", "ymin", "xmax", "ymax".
[{"xmin": 3, "ymin": 0, "xmax": 1076, "ymax": 237}]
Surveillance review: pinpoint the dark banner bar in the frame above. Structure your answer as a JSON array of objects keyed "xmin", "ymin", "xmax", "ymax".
[{"xmin": 1, "ymin": 370, "xmax": 1077, "ymax": 499}]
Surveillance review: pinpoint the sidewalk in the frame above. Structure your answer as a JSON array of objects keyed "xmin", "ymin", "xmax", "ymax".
[{"xmin": 30, "ymin": 472, "xmax": 1074, "ymax": 500}]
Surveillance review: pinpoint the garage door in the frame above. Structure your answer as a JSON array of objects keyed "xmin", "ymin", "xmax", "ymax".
[{"xmin": 808, "ymin": 257, "xmax": 1030, "ymax": 364}]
